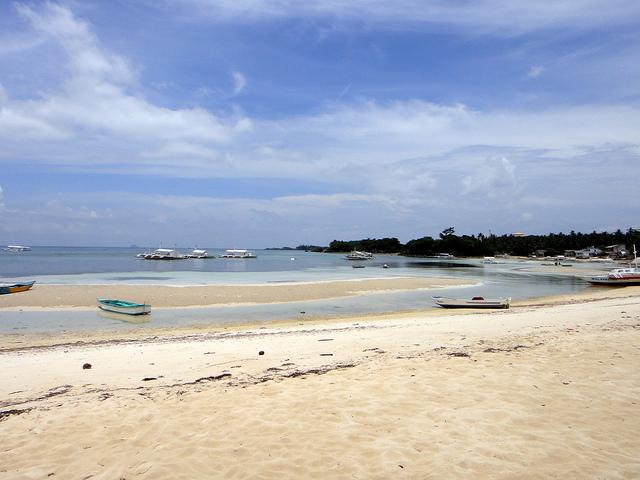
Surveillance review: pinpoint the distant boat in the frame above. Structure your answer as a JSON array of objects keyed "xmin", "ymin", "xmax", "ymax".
[
  {"xmin": 3, "ymin": 245, "xmax": 31, "ymax": 252},
  {"xmin": 432, "ymin": 296, "xmax": 511, "ymax": 309},
  {"xmin": 345, "ymin": 250, "xmax": 374, "ymax": 260},
  {"xmin": 0, "ymin": 280, "xmax": 35, "ymax": 295},
  {"xmin": 482, "ymin": 256, "xmax": 498, "ymax": 264},
  {"xmin": 97, "ymin": 298, "xmax": 151, "ymax": 315},
  {"xmin": 220, "ymin": 249, "xmax": 257, "ymax": 259},
  {"xmin": 352, "ymin": 264, "xmax": 366, "ymax": 269},
  {"xmin": 432, "ymin": 253, "xmax": 455, "ymax": 259},
  {"xmin": 582, "ymin": 245, "xmax": 640, "ymax": 286},
  {"xmin": 141, "ymin": 248, "xmax": 185, "ymax": 260},
  {"xmin": 185, "ymin": 249, "xmax": 214, "ymax": 259}
]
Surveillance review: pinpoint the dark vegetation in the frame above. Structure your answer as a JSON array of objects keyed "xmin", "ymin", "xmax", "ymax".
[
  {"xmin": 324, "ymin": 228, "xmax": 639, "ymax": 257},
  {"xmin": 266, "ymin": 245, "xmax": 325, "ymax": 252}
]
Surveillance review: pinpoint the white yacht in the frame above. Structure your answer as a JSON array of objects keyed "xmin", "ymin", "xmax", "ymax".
[
  {"xmin": 345, "ymin": 250, "xmax": 374, "ymax": 260},
  {"xmin": 3, "ymin": 245, "xmax": 31, "ymax": 252},
  {"xmin": 220, "ymin": 249, "xmax": 257, "ymax": 259}
]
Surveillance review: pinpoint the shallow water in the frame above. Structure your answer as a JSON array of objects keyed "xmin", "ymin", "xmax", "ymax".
[{"xmin": 0, "ymin": 248, "xmax": 598, "ymax": 334}]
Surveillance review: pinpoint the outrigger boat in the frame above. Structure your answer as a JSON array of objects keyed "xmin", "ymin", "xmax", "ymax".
[
  {"xmin": 432, "ymin": 295, "xmax": 510, "ymax": 309},
  {"xmin": 97, "ymin": 298, "xmax": 151, "ymax": 315},
  {"xmin": 185, "ymin": 249, "xmax": 213, "ymax": 259},
  {"xmin": 582, "ymin": 245, "xmax": 640, "ymax": 286},
  {"xmin": 141, "ymin": 248, "xmax": 185, "ymax": 260},
  {"xmin": 0, "ymin": 280, "xmax": 36, "ymax": 295},
  {"xmin": 3, "ymin": 245, "xmax": 31, "ymax": 252},
  {"xmin": 220, "ymin": 249, "xmax": 257, "ymax": 259},
  {"xmin": 345, "ymin": 250, "xmax": 374, "ymax": 260}
]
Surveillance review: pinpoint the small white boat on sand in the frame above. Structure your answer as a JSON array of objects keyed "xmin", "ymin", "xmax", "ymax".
[
  {"xmin": 432, "ymin": 296, "xmax": 511, "ymax": 309},
  {"xmin": 97, "ymin": 298, "xmax": 151, "ymax": 315}
]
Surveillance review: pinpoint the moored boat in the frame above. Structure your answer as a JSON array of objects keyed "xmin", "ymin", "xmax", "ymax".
[
  {"xmin": 3, "ymin": 245, "xmax": 31, "ymax": 252},
  {"xmin": 0, "ymin": 280, "xmax": 36, "ymax": 295},
  {"xmin": 142, "ymin": 248, "xmax": 185, "ymax": 260},
  {"xmin": 582, "ymin": 245, "xmax": 640, "ymax": 286},
  {"xmin": 185, "ymin": 249, "xmax": 213, "ymax": 259},
  {"xmin": 345, "ymin": 250, "xmax": 374, "ymax": 260},
  {"xmin": 220, "ymin": 249, "xmax": 257, "ymax": 259},
  {"xmin": 97, "ymin": 298, "xmax": 151, "ymax": 315},
  {"xmin": 432, "ymin": 295, "xmax": 510, "ymax": 309}
]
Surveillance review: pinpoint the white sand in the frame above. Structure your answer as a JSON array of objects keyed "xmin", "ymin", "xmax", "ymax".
[
  {"xmin": 0, "ymin": 277, "xmax": 469, "ymax": 309},
  {"xmin": 1, "ymin": 288, "xmax": 639, "ymax": 479}
]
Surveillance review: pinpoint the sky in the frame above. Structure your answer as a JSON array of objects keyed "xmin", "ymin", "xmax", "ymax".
[{"xmin": 0, "ymin": 0, "xmax": 639, "ymax": 247}]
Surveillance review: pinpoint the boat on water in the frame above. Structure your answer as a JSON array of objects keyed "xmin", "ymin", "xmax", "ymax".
[
  {"xmin": 582, "ymin": 245, "xmax": 640, "ymax": 285},
  {"xmin": 185, "ymin": 249, "xmax": 214, "ymax": 259},
  {"xmin": 352, "ymin": 264, "xmax": 366, "ymax": 269},
  {"xmin": 0, "ymin": 280, "xmax": 36, "ymax": 295},
  {"xmin": 220, "ymin": 249, "xmax": 257, "ymax": 259},
  {"xmin": 431, "ymin": 253, "xmax": 455, "ymax": 260},
  {"xmin": 141, "ymin": 248, "xmax": 185, "ymax": 260},
  {"xmin": 3, "ymin": 245, "xmax": 31, "ymax": 252},
  {"xmin": 345, "ymin": 250, "xmax": 374, "ymax": 261},
  {"xmin": 432, "ymin": 296, "xmax": 511, "ymax": 309},
  {"xmin": 97, "ymin": 298, "xmax": 151, "ymax": 315},
  {"xmin": 482, "ymin": 256, "xmax": 498, "ymax": 264}
]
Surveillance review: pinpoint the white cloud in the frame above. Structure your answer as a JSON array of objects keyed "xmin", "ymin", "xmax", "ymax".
[
  {"xmin": 252, "ymin": 100, "xmax": 640, "ymax": 166},
  {"xmin": 232, "ymin": 71, "xmax": 247, "ymax": 95},
  {"xmin": 3, "ymin": 4, "xmax": 638, "ymax": 186},
  {"xmin": 462, "ymin": 156, "xmax": 517, "ymax": 196},
  {"xmin": 527, "ymin": 65, "xmax": 545, "ymax": 78},
  {"xmin": 16, "ymin": 2, "xmax": 133, "ymax": 85},
  {"xmin": 0, "ymin": 4, "xmax": 246, "ymax": 146},
  {"xmin": 182, "ymin": 0, "xmax": 640, "ymax": 34},
  {"xmin": 1, "ymin": 3, "xmax": 639, "ymax": 245}
]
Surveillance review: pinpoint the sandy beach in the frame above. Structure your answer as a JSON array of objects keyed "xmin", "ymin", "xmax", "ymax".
[
  {"xmin": 0, "ymin": 276, "xmax": 469, "ymax": 310},
  {"xmin": 1, "ymin": 286, "xmax": 639, "ymax": 479}
]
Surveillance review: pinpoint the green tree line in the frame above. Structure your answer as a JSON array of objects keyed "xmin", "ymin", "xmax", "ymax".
[{"xmin": 326, "ymin": 228, "xmax": 639, "ymax": 257}]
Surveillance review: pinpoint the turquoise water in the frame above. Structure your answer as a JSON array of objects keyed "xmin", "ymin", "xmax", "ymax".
[{"xmin": 0, "ymin": 247, "xmax": 596, "ymax": 334}]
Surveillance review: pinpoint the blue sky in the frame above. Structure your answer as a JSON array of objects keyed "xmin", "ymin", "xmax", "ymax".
[{"xmin": 1, "ymin": 0, "xmax": 639, "ymax": 247}]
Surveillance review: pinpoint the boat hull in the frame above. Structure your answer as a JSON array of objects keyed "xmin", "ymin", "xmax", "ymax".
[
  {"xmin": 432, "ymin": 296, "xmax": 510, "ymax": 309},
  {"xmin": 0, "ymin": 281, "xmax": 35, "ymax": 295},
  {"xmin": 435, "ymin": 302, "xmax": 509, "ymax": 309},
  {"xmin": 584, "ymin": 275, "xmax": 640, "ymax": 286},
  {"xmin": 345, "ymin": 251, "xmax": 374, "ymax": 260},
  {"xmin": 97, "ymin": 299, "xmax": 151, "ymax": 315}
]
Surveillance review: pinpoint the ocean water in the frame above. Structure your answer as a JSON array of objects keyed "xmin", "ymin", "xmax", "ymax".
[{"xmin": 0, "ymin": 247, "xmax": 595, "ymax": 334}]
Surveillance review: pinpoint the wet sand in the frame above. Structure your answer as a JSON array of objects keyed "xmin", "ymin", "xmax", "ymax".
[
  {"xmin": 1, "ymin": 287, "xmax": 639, "ymax": 479},
  {"xmin": 0, "ymin": 276, "xmax": 469, "ymax": 309}
]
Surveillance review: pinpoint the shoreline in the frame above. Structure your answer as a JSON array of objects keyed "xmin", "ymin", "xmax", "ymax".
[
  {"xmin": 1, "ymin": 289, "xmax": 639, "ymax": 478},
  {"xmin": 0, "ymin": 276, "xmax": 472, "ymax": 309},
  {"xmin": 2, "ymin": 285, "xmax": 638, "ymax": 350}
]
